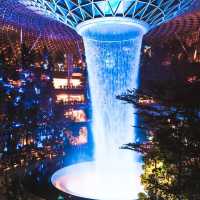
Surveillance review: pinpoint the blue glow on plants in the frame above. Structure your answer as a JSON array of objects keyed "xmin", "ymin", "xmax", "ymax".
[
  {"xmin": 37, "ymin": 142, "xmax": 43, "ymax": 148},
  {"xmin": 19, "ymin": 88, "xmax": 24, "ymax": 93},
  {"xmin": 13, "ymin": 122, "xmax": 22, "ymax": 128},
  {"xmin": 4, "ymin": 147, "xmax": 8, "ymax": 152}
]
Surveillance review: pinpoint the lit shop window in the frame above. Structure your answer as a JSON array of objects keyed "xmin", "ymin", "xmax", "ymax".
[
  {"xmin": 19, "ymin": 136, "xmax": 34, "ymax": 146},
  {"xmin": 53, "ymin": 78, "xmax": 68, "ymax": 89},
  {"xmin": 53, "ymin": 78, "xmax": 82, "ymax": 89},
  {"xmin": 70, "ymin": 78, "xmax": 82, "ymax": 88},
  {"xmin": 65, "ymin": 127, "xmax": 88, "ymax": 146},
  {"xmin": 72, "ymin": 72, "xmax": 82, "ymax": 77},
  {"xmin": 56, "ymin": 94, "xmax": 85, "ymax": 104},
  {"xmin": 64, "ymin": 109, "xmax": 87, "ymax": 122}
]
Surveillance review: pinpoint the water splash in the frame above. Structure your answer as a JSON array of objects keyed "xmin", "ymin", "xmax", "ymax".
[{"xmin": 51, "ymin": 161, "xmax": 143, "ymax": 200}]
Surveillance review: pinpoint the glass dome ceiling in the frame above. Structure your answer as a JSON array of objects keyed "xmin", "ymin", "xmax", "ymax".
[
  {"xmin": 20, "ymin": 0, "xmax": 194, "ymax": 29},
  {"xmin": 0, "ymin": 0, "xmax": 199, "ymax": 53}
]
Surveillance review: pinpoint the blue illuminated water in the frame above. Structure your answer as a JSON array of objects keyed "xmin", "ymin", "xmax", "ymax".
[
  {"xmin": 83, "ymin": 37, "xmax": 142, "ymax": 165},
  {"xmin": 52, "ymin": 18, "xmax": 148, "ymax": 200},
  {"xmin": 79, "ymin": 19, "xmax": 147, "ymax": 167}
]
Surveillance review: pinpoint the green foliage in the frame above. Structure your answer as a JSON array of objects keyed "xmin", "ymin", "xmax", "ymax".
[
  {"xmin": 118, "ymin": 81, "xmax": 200, "ymax": 200},
  {"xmin": 138, "ymin": 192, "xmax": 149, "ymax": 200}
]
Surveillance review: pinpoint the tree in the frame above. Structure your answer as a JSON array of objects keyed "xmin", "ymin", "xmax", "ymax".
[{"xmin": 117, "ymin": 80, "xmax": 200, "ymax": 200}]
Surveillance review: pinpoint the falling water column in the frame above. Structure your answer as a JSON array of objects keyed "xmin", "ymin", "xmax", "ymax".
[
  {"xmin": 51, "ymin": 18, "xmax": 149, "ymax": 200},
  {"xmin": 77, "ymin": 18, "xmax": 149, "ymax": 164}
]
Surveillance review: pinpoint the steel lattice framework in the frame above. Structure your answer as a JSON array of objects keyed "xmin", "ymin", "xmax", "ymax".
[
  {"xmin": 20, "ymin": 0, "xmax": 194, "ymax": 29},
  {"xmin": 0, "ymin": 0, "xmax": 199, "ymax": 54}
]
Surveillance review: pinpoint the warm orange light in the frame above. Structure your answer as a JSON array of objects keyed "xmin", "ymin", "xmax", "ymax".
[
  {"xmin": 78, "ymin": 127, "xmax": 88, "ymax": 144},
  {"xmin": 64, "ymin": 109, "xmax": 87, "ymax": 122},
  {"xmin": 72, "ymin": 73, "xmax": 82, "ymax": 77},
  {"xmin": 53, "ymin": 78, "xmax": 68, "ymax": 89},
  {"xmin": 70, "ymin": 78, "xmax": 82, "ymax": 88},
  {"xmin": 187, "ymin": 75, "xmax": 197, "ymax": 83},
  {"xmin": 138, "ymin": 97, "xmax": 155, "ymax": 105},
  {"xmin": 8, "ymin": 79, "xmax": 22, "ymax": 87},
  {"xmin": 53, "ymin": 78, "xmax": 82, "ymax": 89},
  {"xmin": 56, "ymin": 94, "xmax": 85, "ymax": 104},
  {"xmin": 65, "ymin": 127, "xmax": 88, "ymax": 145}
]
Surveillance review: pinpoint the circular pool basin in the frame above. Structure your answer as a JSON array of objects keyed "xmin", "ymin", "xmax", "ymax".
[{"xmin": 51, "ymin": 161, "xmax": 143, "ymax": 200}]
